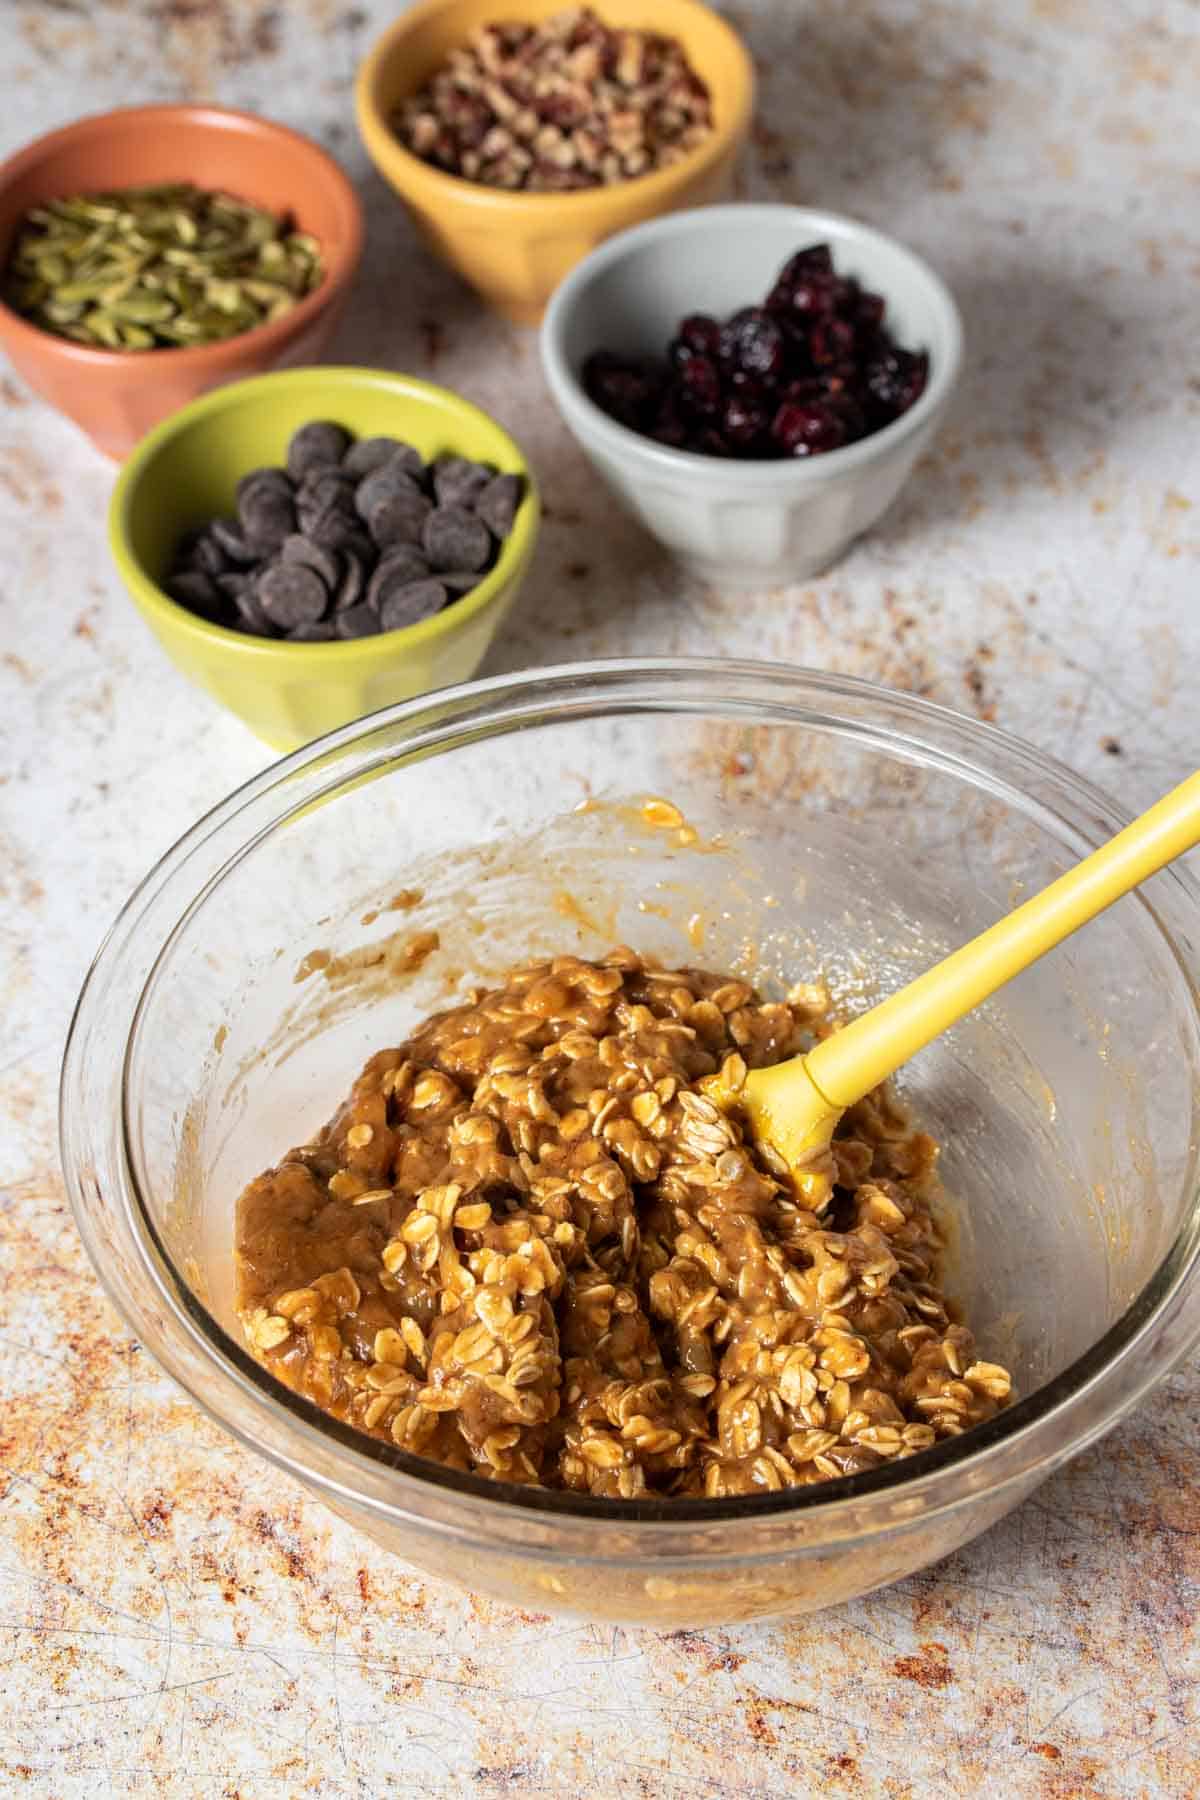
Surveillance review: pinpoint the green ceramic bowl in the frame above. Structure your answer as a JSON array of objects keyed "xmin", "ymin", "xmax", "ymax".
[{"xmin": 108, "ymin": 366, "xmax": 539, "ymax": 751}]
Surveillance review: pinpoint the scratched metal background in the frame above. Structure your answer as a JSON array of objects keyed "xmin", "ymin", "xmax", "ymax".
[{"xmin": 1, "ymin": 0, "xmax": 1198, "ymax": 1793}]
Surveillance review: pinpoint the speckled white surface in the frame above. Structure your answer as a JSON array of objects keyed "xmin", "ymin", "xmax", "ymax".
[{"xmin": 1, "ymin": 0, "xmax": 1198, "ymax": 1794}]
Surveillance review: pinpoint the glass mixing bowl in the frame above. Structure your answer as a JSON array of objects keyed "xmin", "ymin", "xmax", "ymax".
[{"xmin": 61, "ymin": 660, "xmax": 1200, "ymax": 1626}]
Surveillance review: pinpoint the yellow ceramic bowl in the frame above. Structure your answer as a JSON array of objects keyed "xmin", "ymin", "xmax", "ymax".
[
  {"xmin": 108, "ymin": 367, "xmax": 539, "ymax": 752},
  {"xmin": 354, "ymin": 0, "xmax": 756, "ymax": 325}
]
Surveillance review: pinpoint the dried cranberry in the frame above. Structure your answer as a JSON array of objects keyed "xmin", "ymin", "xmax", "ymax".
[
  {"xmin": 694, "ymin": 427, "xmax": 731, "ymax": 456},
  {"xmin": 770, "ymin": 400, "xmax": 849, "ymax": 457},
  {"xmin": 652, "ymin": 413, "xmax": 689, "ymax": 448},
  {"xmin": 719, "ymin": 307, "xmax": 787, "ymax": 381},
  {"xmin": 675, "ymin": 313, "xmax": 722, "ymax": 359},
  {"xmin": 864, "ymin": 347, "xmax": 929, "ymax": 423},
  {"xmin": 828, "ymin": 277, "xmax": 860, "ymax": 315},
  {"xmin": 778, "ymin": 376, "xmax": 826, "ymax": 407},
  {"xmin": 583, "ymin": 351, "xmax": 666, "ymax": 429},
  {"xmin": 580, "ymin": 241, "xmax": 928, "ymax": 461},
  {"xmin": 679, "ymin": 354, "xmax": 722, "ymax": 415},
  {"xmin": 726, "ymin": 373, "xmax": 770, "ymax": 408},
  {"xmin": 809, "ymin": 317, "xmax": 857, "ymax": 367},
  {"xmin": 855, "ymin": 290, "xmax": 886, "ymax": 331},
  {"xmin": 773, "ymin": 244, "xmax": 834, "ymax": 288},
  {"xmin": 722, "ymin": 392, "xmax": 771, "ymax": 450},
  {"xmin": 828, "ymin": 390, "xmax": 868, "ymax": 441},
  {"xmin": 773, "ymin": 272, "xmax": 839, "ymax": 317}
]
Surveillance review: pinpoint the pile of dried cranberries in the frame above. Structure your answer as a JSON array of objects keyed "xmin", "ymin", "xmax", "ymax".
[{"xmin": 582, "ymin": 244, "xmax": 930, "ymax": 459}]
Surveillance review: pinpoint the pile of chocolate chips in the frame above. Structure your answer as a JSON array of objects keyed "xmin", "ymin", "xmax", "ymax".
[
  {"xmin": 582, "ymin": 244, "xmax": 930, "ymax": 459},
  {"xmin": 166, "ymin": 422, "xmax": 524, "ymax": 641}
]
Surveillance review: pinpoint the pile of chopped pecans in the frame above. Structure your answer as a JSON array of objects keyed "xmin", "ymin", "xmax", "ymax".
[{"xmin": 393, "ymin": 7, "xmax": 714, "ymax": 192}]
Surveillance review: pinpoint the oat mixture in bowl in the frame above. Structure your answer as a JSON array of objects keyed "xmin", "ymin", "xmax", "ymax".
[
  {"xmin": 62, "ymin": 662, "xmax": 1200, "ymax": 1623},
  {"xmin": 237, "ymin": 949, "xmax": 1011, "ymax": 1497}
]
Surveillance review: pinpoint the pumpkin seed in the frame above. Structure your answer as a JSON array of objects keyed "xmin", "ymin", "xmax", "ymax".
[{"xmin": 1, "ymin": 181, "xmax": 323, "ymax": 351}]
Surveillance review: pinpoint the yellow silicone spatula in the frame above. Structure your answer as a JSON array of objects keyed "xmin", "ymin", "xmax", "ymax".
[{"xmin": 705, "ymin": 768, "xmax": 1200, "ymax": 1205}]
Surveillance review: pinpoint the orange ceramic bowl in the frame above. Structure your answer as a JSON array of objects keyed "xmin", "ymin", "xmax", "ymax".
[
  {"xmin": 355, "ymin": 0, "xmax": 755, "ymax": 326},
  {"xmin": 0, "ymin": 106, "xmax": 364, "ymax": 459}
]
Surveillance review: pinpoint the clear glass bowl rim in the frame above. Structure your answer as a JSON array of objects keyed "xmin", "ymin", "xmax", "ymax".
[{"xmin": 60, "ymin": 657, "xmax": 1200, "ymax": 1561}]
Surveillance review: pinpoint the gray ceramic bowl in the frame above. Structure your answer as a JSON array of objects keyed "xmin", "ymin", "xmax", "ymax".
[{"xmin": 540, "ymin": 204, "xmax": 963, "ymax": 586}]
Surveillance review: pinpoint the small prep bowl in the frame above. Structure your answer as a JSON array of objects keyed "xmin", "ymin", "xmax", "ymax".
[
  {"xmin": 354, "ymin": 0, "xmax": 754, "ymax": 326},
  {"xmin": 541, "ymin": 204, "xmax": 964, "ymax": 585},
  {"xmin": 108, "ymin": 366, "xmax": 539, "ymax": 751},
  {"xmin": 62, "ymin": 660, "xmax": 1200, "ymax": 1626},
  {"xmin": 0, "ymin": 105, "xmax": 364, "ymax": 458}
]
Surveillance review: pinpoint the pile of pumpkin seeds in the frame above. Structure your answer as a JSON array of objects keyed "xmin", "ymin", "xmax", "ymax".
[{"xmin": 1, "ymin": 182, "xmax": 323, "ymax": 351}]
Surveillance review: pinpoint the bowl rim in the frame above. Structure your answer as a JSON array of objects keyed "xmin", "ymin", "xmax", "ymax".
[
  {"xmin": 354, "ymin": 0, "xmax": 755, "ymax": 216},
  {"xmin": 0, "ymin": 103, "xmax": 364, "ymax": 371},
  {"xmin": 107, "ymin": 364, "xmax": 540, "ymax": 664},
  {"xmin": 540, "ymin": 202, "xmax": 965, "ymax": 486},
  {"xmin": 60, "ymin": 657, "xmax": 1200, "ymax": 1546}
]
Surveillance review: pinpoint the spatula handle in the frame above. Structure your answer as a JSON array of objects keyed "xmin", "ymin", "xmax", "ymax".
[{"xmin": 803, "ymin": 768, "xmax": 1200, "ymax": 1113}]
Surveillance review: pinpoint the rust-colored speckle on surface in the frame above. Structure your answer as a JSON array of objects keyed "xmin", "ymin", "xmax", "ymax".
[{"xmin": 893, "ymin": 1642, "xmax": 955, "ymax": 1689}]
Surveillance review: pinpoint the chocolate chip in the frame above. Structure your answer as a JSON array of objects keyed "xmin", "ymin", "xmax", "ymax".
[
  {"xmin": 257, "ymin": 562, "xmax": 329, "ymax": 629},
  {"xmin": 281, "ymin": 533, "xmax": 340, "ymax": 592},
  {"xmin": 366, "ymin": 544, "xmax": 430, "ymax": 608},
  {"xmin": 334, "ymin": 601, "xmax": 379, "ymax": 639},
  {"xmin": 174, "ymin": 525, "xmax": 205, "ymax": 563},
  {"xmin": 236, "ymin": 467, "xmax": 291, "ymax": 509},
  {"xmin": 166, "ymin": 570, "xmax": 222, "ymax": 618},
  {"xmin": 210, "ymin": 518, "xmax": 258, "ymax": 564},
  {"xmin": 369, "ymin": 488, "xmax": 433, "ymax": 548},
  {"xmin": 343, "ymin": 435, "xmax": 408, "ymax": 478},
  {"xmin": 378, "ymin": 577, "xmax": 448, "ymax": 632},
  {"xmin": 340, "ymin": 528, "xmax": 378, "ymax": 566},
  {"xmin": 298, "ymin": 468, "xmax": 359, "ymax": 511},
  {"xmin": 335, "ymin": 549, "xmax": 367, "ymax": 611},
  {"xmin": 188, "ymin": 533, "xmax": 228, "ymax": 578},
  {"xmin": 287, "ymin": 421, "xmax": 352, "ymax": 482},
  {"xmin": 354, "ymin": 461, "xmax": 423, "ymax": 523},
  {"xmin": 239, "ymin": 485, "xmax": 297, "ymax": 552},
  {"xmin": 423, "ymin": 505, "xmax": 491, "ymax": 572},
  {"xmin": 234, "ymin": 585, "xmax": 278, "ymax": 635},
  {"xmin": 432, "ymin": 454, "xmax": 493, "ymax": 510},
  {"xmin": 384, "ymin": 443, "xmax": 428, "ymax": 482},
  {"xmin": 168, "ymin": 426, "xmax": 503, "ymax": 647},
  {"xmin": 305, "ymin": 505, "xmax": 362, "ymax": 552},
  {"xmin": 476, "ymin": 472, "xmax": 522, "ymax": 539}
]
